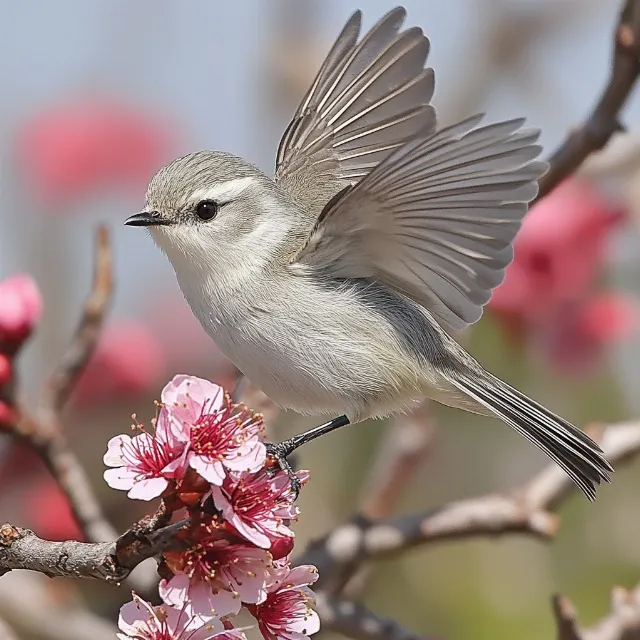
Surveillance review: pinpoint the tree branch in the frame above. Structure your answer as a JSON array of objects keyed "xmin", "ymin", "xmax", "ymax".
[
  {"xmin": 298, "ymin": 421, "xmax": 640, "ymax": 594},
  {"xmin": 42, "ymin": 225, "xmax": 112, "ymax": 412},
  {"xmin": 536, "ymin": 0, "xmax": 640, "ymax": 201},
  {"xmin": 6, "ymin": 226, "xmax": 115, "ymax": 544},
  {"xmin": 315, "ymin": 593, "xmax": 425, "ymax": 640},
  {"xmin": 553, "ymin": 584, "xmax": 640, "ymax": 640},
  {"xmin": 0, "ymin": 519, "xmax": 189, "ymax": 582}
]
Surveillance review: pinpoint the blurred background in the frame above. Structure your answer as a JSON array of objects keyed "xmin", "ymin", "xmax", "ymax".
[{"xmin": 2, "ymin": 0, "xmax": 640, "ymax": 638}]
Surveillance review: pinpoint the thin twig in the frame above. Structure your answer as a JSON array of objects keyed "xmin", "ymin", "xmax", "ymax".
[
  {"xmin": 536, "ymin": 0, "xmax": 640, "ymax": 202},
  {"xmin": 315, "ymin": 592, "xmax": 425, "ymax": 640},
  {"xmin": 42, "ymin": 224, "xmax": 113, "ymax": 412},
  {"xmin": 552, "ymin": 584, "xmax": 640, "ymax": 640},
  {"xmin": 12, "ymin": 411, "xmax": 117, "ymax": 543},
  {"xmin": 358, "ymin": 401, "xmax": 436, "ymax": 521},
  {"xmin": 7, "ymin": 227, "xmax": 115, "ymax": 544},
  {"xmin": 297, "ymin": 421, "xmax": 640, "ymax": 594}
]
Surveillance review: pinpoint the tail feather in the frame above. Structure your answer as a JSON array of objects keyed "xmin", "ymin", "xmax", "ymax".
[{"xmin": 445, "ymin": 369, "xmax": 613, "ymax": 500}]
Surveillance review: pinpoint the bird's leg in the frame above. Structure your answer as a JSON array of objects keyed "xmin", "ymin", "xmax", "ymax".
[{"xmin": 266, "ymin": 415, "xmax": 351, "ymax": 497}]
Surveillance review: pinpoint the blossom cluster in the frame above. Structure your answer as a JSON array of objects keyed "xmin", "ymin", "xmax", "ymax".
[{"xmin": 105, "ymin": 374, "xmax": 319, "ymax": 640}]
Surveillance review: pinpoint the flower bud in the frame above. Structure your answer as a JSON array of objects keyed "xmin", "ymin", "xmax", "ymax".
[{"xmin": 0, "ymin": 275, "xmax": 42, "ymax": 353}]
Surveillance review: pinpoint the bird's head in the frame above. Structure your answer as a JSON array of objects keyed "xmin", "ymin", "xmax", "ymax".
[{"xmin": 126, "ymin": 151, "xmax": 293, "ymax": 277}]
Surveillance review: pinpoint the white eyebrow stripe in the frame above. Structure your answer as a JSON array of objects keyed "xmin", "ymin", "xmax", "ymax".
[{"xmin": 189, "ymin": 176, "xmax": 255, "ymax": 203}]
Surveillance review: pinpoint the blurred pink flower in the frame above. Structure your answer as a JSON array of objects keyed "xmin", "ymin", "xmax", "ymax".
[
  {"xmin": 118, "ymin": 593, "xmax": 244, "ymax": 640},
  {"xmin": 161, "ymin": 535, "xmax": 272, "ymax": 617},
  {"xmin": 27, "ymin": 477, "xmax": 83, "ymax": 542},
  {"xmin": 212, "ymin": 469, "xmax": 308, "ymax": 550},
  {"xmin": 162, "ymin": 375, "xmax": 266, "ymax": 485},
  {"xmin": 489, "ymin": 179, "xmax": 624, "ymax": 330},
  {"xmin": 0, "ymin": 355, "xmax": 11, "ymax": 385},
  {"xmin": 103, "ymin": 415, "xmax": 186, "ymax": 501},
  {"xmin": 15, "ymin": 98, "xmax": 175, "ymax": 208},
  {"xmin": 248, "ymin": 563, "xmax": 320, "ymax": 640},
  {"xmin": 536, "ymin": 293, "xmax": 637, "ymax": 374},
  {"xmin": 74, "ymin": 321, "xmax": 165, "ymax": 404},
  {"xmin": 0, "ymin": 274, "xmax": 43, "ymax": 353}
]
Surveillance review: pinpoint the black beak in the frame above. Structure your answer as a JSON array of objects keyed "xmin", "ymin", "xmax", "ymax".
[{"xmin": 124, "ymin": 211, "xmax": 170, "ymax": 227}]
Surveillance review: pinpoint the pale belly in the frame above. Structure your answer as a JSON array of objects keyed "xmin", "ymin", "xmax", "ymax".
[{"xmin": 182, "ymin": 275, "xmax": 457, "ymax": 422}]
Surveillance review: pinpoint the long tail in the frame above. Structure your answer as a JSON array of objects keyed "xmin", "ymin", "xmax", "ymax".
[{"xmin": 443, "ymin": 368, "xmax": 613, "ymax": 500}]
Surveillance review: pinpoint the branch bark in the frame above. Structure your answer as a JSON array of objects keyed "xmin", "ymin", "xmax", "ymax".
[
  {"xmin": 553, "ymin": 585, "xmax": 640, "ymax": 640},
  {"xmin": 298, "ymin": 422, "xmax": 640, "ymax": 594},
  {"xmin": 536, "ymin": 0, "xmax": 640, "ymax": 202},
  {"xmin": 0, "ymin": 519, "xmax": 189, "ymax": 582}
]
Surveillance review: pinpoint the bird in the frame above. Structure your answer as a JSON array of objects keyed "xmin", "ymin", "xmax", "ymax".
[{"xmin": 125, "ymin": 6, "xmax": 613, "ymax": 499}]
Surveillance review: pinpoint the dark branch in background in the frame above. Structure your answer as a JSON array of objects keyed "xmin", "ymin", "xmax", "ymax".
[
  {"xmin": 536, "ymin": 0, "xmax": 640, "ymax": 201},
  {"xmin": 553, "ymin": 586, "xmax": 640, "ymax": 640},
  {"xmin": 293, "ymin": 422, "xmax": 640, "ymax": 637},
  {"xmin": 315, "ymin": 594, "xmax": 424, "ymax": 640}
]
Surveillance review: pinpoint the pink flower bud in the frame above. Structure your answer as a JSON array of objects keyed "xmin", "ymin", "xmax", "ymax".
[
  {"xmin": 0, "ymin": 275, "xmax": 42, "ymax": 352},
  {"xmin": 270, "ymin": 536, "xmax": 295, "ymax": 561}
]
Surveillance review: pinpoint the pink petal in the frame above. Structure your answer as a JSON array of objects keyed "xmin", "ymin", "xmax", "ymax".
[
  {"xmin": 223, "ymin": 442, "xmax": 266, "ymax": 473},
  {"xmin": 103, "ymin": 434, "xmax": 131, "ymax": 467},
  {"xmin": 286, "ymin": 608, "xmax": 321, "ymax": 636},
  {"xmin": 189, "ymin": 455, "xmax": 226, "ymax": 485},
  {"xmin": 282, "ymin": 566, "xmax": 319, "ymax": 590},
  {"xmin": 127, "ymin": 477, "xmax": 168, "ymax": 501},
  {"xmin": 156, "ymin": 406, "xmax": 189, "ymax": 445},
  {"xmin": 159, "ymin": 573, "xmax": 190, "ymax": 607},
  {"xmin": 163, "ymin": 445, "xmax": 190, "ymax": 475},
  {"xmin": 161, "ymin": 375, "xmax": 224, "ymax": 428},
  {"xmin": 103, "ymin": 467, "xmax": 136, "ymax": 491},
  {"xmin": 118, "ymin": 600, "xmax": 155, "ymax": 635},
  {"xmin": 211, "ymin": 486, "xmax": 271, "ymax": 548},
  {"xmin": 188, "ymin": 581, "xmax": 242, "ymax": 618},
  {"xmin": 232, "ymin": 568, "xmax": 269, "ymax": 604},
  {"xmin": 164, "ymin": 604, "xmax": 224, "ymax": 636}
]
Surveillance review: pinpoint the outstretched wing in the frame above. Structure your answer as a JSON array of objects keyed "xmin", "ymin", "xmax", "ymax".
[
  {"xmin": 274, "ymin": 7, "xmax": 436, "ymax": 217},
  {"xmin": 291, "ymin": 115, "xmax": 547, "ymax": 333}
]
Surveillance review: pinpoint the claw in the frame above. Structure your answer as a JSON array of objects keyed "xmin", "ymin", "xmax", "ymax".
[{"xmin": 266, "ymin": 441, "xmax": 301, "ymax": 500}]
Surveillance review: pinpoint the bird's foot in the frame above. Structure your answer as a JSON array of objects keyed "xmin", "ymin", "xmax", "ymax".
[
  {"xmin": 264, "ymin": 416, "xmax": 351, "ymax": 500},
  {"xmin": 266, "ymin": 440, "xmax": 301, "ymax": 499}
]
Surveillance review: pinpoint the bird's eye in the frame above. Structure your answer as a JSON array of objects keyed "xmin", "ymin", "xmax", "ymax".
[{"xmin": 195, "ymin": 200, "xmax": 219, "ymax": 221}]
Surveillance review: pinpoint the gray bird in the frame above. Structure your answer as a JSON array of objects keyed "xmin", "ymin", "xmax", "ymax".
[{"xmin": 126, "ymin": 7, "xmax": 613, "ymax": 499}]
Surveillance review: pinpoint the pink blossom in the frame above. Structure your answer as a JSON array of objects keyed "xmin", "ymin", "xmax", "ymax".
[
  {"xmin": 0, "ymin": 355, "xmax": 11, "ymax": 385},
  {"xmin": 489, "ymin": 178, "xmax": 624, "ymax": 330},
  {"xmin": 103, "ymin": 416, "xmax": 186, "ymax": 501},
  {"xmin": 161, "ymin": 375, "xmax": 266, "ymax": 486},
  {"xmin": 117, "ymin": 593, "xmax": 245, "ymax": 640},
  {"xmin": 74, "ymin": 321, "xmax": 165, "ymax": 405},
  {"xmin": 248, "ymin": 564, "xmax": 320, "ymax": 640},
  {"xmin": 211, "ymin": 469, "xmax": 308, "ymax": 549},
  {"xmin": 0, "ymin": 275, "xmax": 42, "ymax": 352},
  {"xmin": 536, "ymin": 293, "xmax": 637, "ymax": 375},
  {"xmin": 15, "ymin": 98, "xmax": 175, "ymax": 209},
  {"xmin": 162, "ymin": 529, "xmax": 272, "ymax": 617}
]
